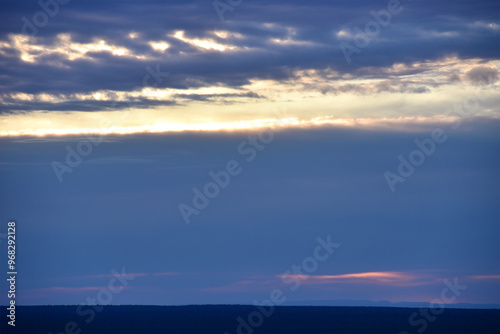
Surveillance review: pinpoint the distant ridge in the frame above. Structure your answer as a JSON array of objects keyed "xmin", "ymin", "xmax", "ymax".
[
  {"xmin": 284, "ymin": 299, "xmax": 500, "ymax": 309},
  {"xmin": 3, "ymin": 301, "xmax": 500, "ymax": 309}
]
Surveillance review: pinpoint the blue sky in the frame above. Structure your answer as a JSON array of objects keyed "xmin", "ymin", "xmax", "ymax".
[{"xmin": 0, "ymin": 0, "xmax": 499, "ymax": 306}]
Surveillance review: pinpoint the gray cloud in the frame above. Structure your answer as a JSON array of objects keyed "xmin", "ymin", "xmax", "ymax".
[
  {"xmin": 465, "ymin": 66, "xmax": 500, "ymax": 85},
  {"xmin": 0, "ymin": 0, "xmax": 498, "ymax": 113}
]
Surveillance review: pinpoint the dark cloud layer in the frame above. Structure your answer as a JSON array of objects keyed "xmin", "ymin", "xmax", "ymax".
[{"xmin": 0, "ymin": 0, "xmax": 499, "ymax": 112}]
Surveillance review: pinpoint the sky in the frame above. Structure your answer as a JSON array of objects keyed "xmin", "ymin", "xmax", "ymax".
[{"xmin": 0, "ymin": 0, "xmax": 499, "ymax": 307}]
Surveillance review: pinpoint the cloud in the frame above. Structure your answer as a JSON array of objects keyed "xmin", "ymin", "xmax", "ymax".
[
  {"xmin": 282, "ymin": 271, "xmax": 435, "ymax": 287},
  {"xmin": 465, "ymin": 66, "xmax": 500, "ymax": 85},
  {"xmin": 0, "ymin": 0, "xmax": 498, "ymax": 106}
]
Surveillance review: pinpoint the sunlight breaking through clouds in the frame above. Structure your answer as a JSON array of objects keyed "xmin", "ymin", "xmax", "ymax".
[
  {"xmin": 172, "ymin": 30, "xmax": 238, "ymax": 51},
  {"xmin": 149, "ymin": 41, "xmax": 170, "ymax": 52},
  {"xmin": 1, "ymin": 33, "xmax": 147, "ymax": 64}
]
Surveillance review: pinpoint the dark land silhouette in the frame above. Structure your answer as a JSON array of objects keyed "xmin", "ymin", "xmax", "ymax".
[{"xmin": 1, "ymin": 305, "xmax": 499, "ymax": 333}]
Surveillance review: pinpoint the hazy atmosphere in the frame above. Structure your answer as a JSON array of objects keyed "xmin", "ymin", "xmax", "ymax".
[{"xmin": 0, "ymin": 0, "xmax": 499, "ymax": 311}]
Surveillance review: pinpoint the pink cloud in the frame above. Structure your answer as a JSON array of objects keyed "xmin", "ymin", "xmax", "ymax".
[
  {"xmin": 197, "ymin": 271, "xmax": 452, "ymax": 294},
  {"xmin": 282, "ymin": 271, "xmax": 436, "ymax": 287}
]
